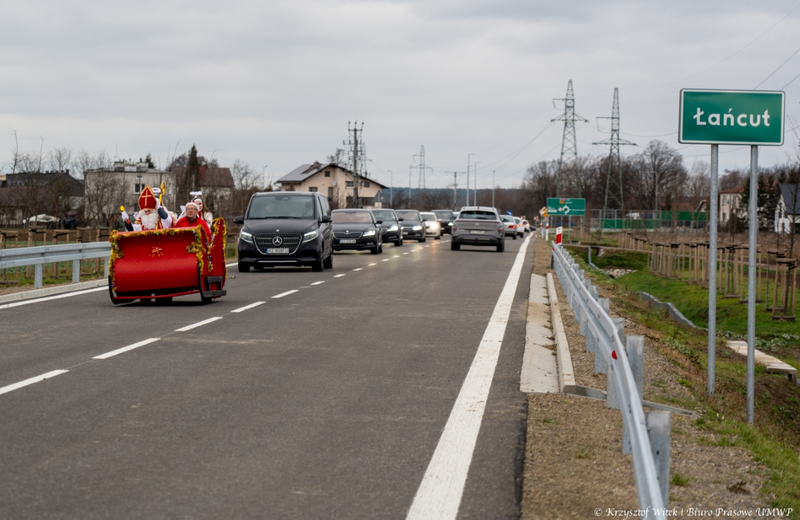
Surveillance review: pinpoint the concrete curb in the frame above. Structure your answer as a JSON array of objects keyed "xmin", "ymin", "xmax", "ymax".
[
  {"xmin": 0, "ymin": 278, "xmax": 107, "ymax": 304},
  {"xmin": 520, "ymin": 274, "xmax": 560, "ymax": 394},
  {"xmin": 546, "ymin": 273, "xmax": 576, "ymax": 392}
]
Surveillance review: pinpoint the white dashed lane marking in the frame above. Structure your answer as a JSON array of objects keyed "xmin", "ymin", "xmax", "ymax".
[
  {"xmin": 93, "ymin": 338, "xmax": 161, "ymax": 360},
  {"xmin": 231, "ymin": 301, "xmax": 266, "ymax": 313},
  {"xmin": 0, "ymin": 370, "xmax": 69, "ymax": 396},
  {"xmin": 272, "ymin": 290, "xmax": 299, "ymax": 299},
  {"xmin": 175, "ymin": 317, "xmax": 223, "ymax": 332}
]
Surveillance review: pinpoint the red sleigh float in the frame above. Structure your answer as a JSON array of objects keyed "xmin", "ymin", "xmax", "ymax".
[{"xmin": 108, "ymin": 218, "xmax": 228, "ymax": 304}]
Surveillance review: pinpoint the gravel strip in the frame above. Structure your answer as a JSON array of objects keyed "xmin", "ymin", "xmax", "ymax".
[{"xmin": 522, "ymin": 237, "xmax": 772, "ymax": 518}]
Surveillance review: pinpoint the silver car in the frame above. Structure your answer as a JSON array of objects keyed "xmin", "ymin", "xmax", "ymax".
[
  {"xmin": 451, "ymin": 206, "xmax": 505, "ymax": 252},
  {"xmin": 500, "ymin": 215, "xmax": 518, "ymax": 239}
]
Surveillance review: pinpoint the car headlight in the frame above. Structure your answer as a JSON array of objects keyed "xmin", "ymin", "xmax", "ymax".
[
  {"xmin": 388, "ymin": 225, "xmax": 399, "ymax": 232},
  {"xmin": 363, "ymin": 229, "xmax": 376, "ymax": 237},
  {"xmin": 448, "ymin": 222, "xmax": 453, "ymax": 226},
  {"xmin": 239, "ymin": 230, "xmax": 253, "ymax": 243},
  {"xmin": 413, "ymin": 225, "xmax": 423, "ymax": 231},
  {"xmin": 302, "ymin": 230, "xmax": 318, "ymax": 243}
]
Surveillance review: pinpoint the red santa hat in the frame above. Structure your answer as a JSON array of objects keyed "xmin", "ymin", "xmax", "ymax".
[{"xmin": 138, "ymin": 185, "xmax": 158, "ymax": 211}]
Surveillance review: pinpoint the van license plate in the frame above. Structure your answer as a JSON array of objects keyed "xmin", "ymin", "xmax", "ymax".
[{"xmin": 266, "ymin": 248, "xmax": 289, "ymax": 254}]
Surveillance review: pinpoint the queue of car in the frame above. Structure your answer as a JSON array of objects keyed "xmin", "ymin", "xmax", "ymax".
[{"xmin": 234, "ymin": 191, "xmax": 529, "ymax": 270}]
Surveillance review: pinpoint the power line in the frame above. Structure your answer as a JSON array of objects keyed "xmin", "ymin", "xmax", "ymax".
[{"xmin": 753, "ymin": 43, "xmax": 800, "ymax": 88}]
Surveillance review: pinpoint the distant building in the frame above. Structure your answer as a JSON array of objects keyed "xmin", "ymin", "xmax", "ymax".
[
  {"xmin": 276, "ymin": 162, "xmax": 387, "ymax": 208},
  {"xmin": 775, "ymin": 183, "xmax": 800, "ymax": 234},
  {"xmin": 0, "ymin": 170, "xmax": 84, "ymax": 227},
  {"xmin": 83, "ymin": 162, "xmax": 177, "ymax": 226},
  {"xmin": 719, "ymin": 186, "xmax": 744, "ymax": 225}
]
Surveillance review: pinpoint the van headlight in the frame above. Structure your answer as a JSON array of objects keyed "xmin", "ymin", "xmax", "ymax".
[
  {"xmin": 303, "ymin": 230, "xmax": 318, "ymax": 243},
  {"xmin": 239, "ymin": 231, "xmax": 253, "ymax": 243},
  {"xmin": 363, "ymin": 229, "xmax": 376, "ymax": 237}
]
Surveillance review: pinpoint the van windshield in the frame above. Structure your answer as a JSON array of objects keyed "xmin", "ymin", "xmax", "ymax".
[{"xmin": 247, "ymin": 195, "xmax": 316, "ymax": 219}]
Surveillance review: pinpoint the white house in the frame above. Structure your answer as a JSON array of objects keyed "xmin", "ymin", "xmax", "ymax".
[
  {"xmin": 275, "ymin": 162, "xmax": 387, "ymax": 209},
  {"xmin": 774, "ymin": 183, "xmax": 800, "ymax": 234}
]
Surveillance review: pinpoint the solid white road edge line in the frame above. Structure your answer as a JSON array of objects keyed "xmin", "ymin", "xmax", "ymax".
[
  {"xmin": 175, "ymin": 317, "xmax": 223, "ymax": 332},
  {"xmin": 93, "ymin": 338, "xmax": 161, "ymax": 360},
  {"xmin": 231, "ymin": 301, "xmax": 266, "ymax": 313},
  {"xmin": 272, "ymin": 290, "xmax": 299, "ymax": 299},
  {"xmin": 0, "ymin": 370, "xmax": 69, "ymax": 396},
  {"xmin": 406, "ymin": 234, "xmax": 531, "ymax": 520},
  {"xmin": 0, "ymin": 287, "xmax": 107, "ymax": 310}
]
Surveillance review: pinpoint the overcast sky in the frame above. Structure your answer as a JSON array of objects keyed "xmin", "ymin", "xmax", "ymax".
[{"xmin": 2, "ymin": 0, "xmax": 800, "ymax": 191}]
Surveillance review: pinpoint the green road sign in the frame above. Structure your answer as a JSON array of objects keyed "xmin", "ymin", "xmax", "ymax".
[
  {"xmin": 546, "ymin": 198, "xmax": 585, "ymax": 216},
  {"xmin": 679, "ymin": 89, "xmax": 784, "ymax": 145}
]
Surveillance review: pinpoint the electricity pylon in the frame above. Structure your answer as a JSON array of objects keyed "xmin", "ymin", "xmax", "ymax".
[
  {"xmin": 593, "ymin": 88, "xmax": 636, "ymax": 216},
  {"xmin": 552, "ymin": 80, "xmax": 588, "ymax": 196}
]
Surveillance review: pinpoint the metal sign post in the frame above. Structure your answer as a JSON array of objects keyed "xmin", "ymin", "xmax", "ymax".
[{"xmin": 679, "ymin": 89, "xmax": 784, "ymax": 423}]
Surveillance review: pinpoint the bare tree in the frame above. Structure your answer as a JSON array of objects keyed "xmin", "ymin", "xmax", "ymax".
[
  {"xmin": 230, "ymin": 159, "xmax": 261, "ymax": 216},
  {"xmin": 628, "ymin": 140, "xmax": 687, "ymax": 212},
  {"xmin": 47, "ymin": 147, "xmax": 73, "ymax": 173}
]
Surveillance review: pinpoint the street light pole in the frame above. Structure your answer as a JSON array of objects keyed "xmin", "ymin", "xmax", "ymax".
[
  {"xmin": 473, "ymin": 161, "xmax": 480, "ymax": 206},
  {"xmin": 262, "ymin": 166, "xmax": 268, "ymax": 191},
  {"xmin": 492, "ymin": 170, "xmax": 496, "ymax": 208},
  {"xmin": 466, "ymin": 153, "xmax": 474, "ymax": 206},
  {"xmin": 389, "ymin": 170, "xmax": 393, "ymax": 208}
]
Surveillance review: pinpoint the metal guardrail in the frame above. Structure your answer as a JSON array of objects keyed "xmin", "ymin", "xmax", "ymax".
[
  {"xmin": 0, "ymin": 242, "xmax": 111, "ymax": 289},
  {"xmin": 551, "ymin": 242, "xmax": 668, "ymax": 518}
]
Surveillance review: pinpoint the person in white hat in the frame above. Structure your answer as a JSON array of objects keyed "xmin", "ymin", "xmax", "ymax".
[
  {"xmin": 174, "ymin": 201, "xmax": 211, "ymax": 236},
  {"xmin": 193, "ymin": 197, "xmax": 213, "ymax": 227}
]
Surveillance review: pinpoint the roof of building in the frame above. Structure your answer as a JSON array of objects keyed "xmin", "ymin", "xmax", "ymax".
[
  {"xmin": 779, "ymin": 183, "xmax": 800, "ymax": 214},
  {"xmin": 276, "ymin": 162, "xmax": 387, "ymax": 189}
]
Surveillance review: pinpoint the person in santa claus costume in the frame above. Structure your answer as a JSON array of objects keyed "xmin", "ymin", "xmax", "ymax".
[
  {"xmin": 174, "ymin": 201, "xmax": 211, "ymax": 236},
  {"xmin": 121, "ymin": 185, "xmax": 173, "ymax": 231}
]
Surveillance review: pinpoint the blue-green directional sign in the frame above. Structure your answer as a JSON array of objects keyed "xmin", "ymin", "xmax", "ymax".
[
  {"xmin": 679, "ymin": 89, "xmax": 784, "ymax": 146},
  {"xmin": 547, "ymin": 197, "xmax": 585, "ymax": 216}
]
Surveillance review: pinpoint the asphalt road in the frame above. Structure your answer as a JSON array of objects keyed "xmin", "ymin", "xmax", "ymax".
[{"xmin": 0, "ymin": 233, "xmax": 536, "ymax": 520}]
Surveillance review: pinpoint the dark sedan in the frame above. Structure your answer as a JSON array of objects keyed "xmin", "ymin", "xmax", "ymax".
[
  {"xmin": 370, "ymin": 209, "xmax": 403, "ymax": 246},
  {"xmin": 394, "ymin": 209, "xmax": 426, "ymax": 243},
  {"xmin": 332, "ymin": 209, "xmax": 383, "ymax": 254}
]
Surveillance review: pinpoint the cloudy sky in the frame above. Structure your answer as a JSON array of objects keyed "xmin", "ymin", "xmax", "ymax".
[{"xmin": 2, "ymin": 0, "xmax": 800, "ymax": 190}]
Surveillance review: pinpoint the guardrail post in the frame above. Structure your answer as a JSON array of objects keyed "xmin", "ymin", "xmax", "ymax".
[
  {"xmin": 595, "ymin": 298, "xmax": 610, "ymax": 374},
  {"xmin": 34, "ymin": 264, "xmax": 43, "ymax": 289},
  {"xmin": 647, "ymin": 411, "xmax": 671, "ymax": 508},
  {"xmin": 590, "ymin": 284, "xmax": 599, "ymax": 301},
  {"xmin": 621, "ymin": 335, "xmax": 645, "ymax": 454},
  {"xmin": 104, "ymin": 257, "xmax": 110, "ymax": 278},
  {"xmin": 72, "ymin": 259, "xmax": 81, "ymax": 283},
  {"xmin": 606, "ymin": 318, "xmax": 625, "ymax": 411}
]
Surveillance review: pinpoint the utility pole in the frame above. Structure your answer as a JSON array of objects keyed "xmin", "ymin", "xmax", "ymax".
[
  {"xmin": 388, "ymin": 170, "xmax": 393, "ymax": 208},
  {"xmin": 552, "ymin": 80, "xmax": 588, "ymax": 197},
  {"xmin": 492, "ymin": 170, "xmax": 495, "ymax": 208},
  {"xmin": 593, "ymin": 88, "xmax": 636, "ymax": 218},
  {"xmin": 345, "ymin": 121, "xmax": 364, "ymax": 208},
  {"xmin": 466, "ymin": 153, "xmax": 475, "ymax": 206},
  {"xmin": 446, "ymin": 171, "xmax": 462, "ymax": 210}
]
